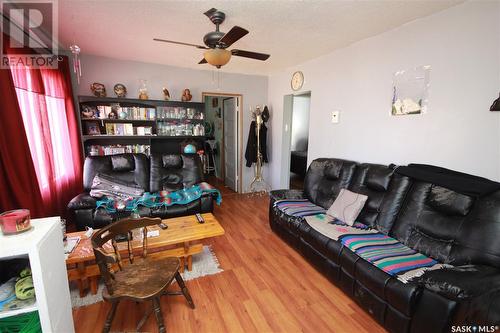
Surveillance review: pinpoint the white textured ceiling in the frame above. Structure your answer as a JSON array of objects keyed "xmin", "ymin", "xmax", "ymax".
[{"xmin": 58, "ymin": 0, "xmax": 463, "ymax": 75}]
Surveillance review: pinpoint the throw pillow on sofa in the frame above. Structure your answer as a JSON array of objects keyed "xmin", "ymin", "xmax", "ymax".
[
  {"xmin": 326, "ymin": 188, "xmax": 368, "ymax": 226},
  {"xmin": 90, "ymin": 173, "xmax": 144, "ymax": 199}
]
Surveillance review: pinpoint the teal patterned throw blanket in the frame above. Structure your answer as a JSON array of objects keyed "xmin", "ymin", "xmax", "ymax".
[{"xmin": 96, "ymin": 182, "xmax": 222, "ymax": 213}]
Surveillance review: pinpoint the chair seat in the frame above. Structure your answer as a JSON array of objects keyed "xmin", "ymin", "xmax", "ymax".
[{"xmin": 103, "ymin": 257, "xmax": 180, "ymax": 301}]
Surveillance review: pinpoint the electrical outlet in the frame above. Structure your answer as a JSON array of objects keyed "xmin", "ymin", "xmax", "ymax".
[{"xmin": 331, "ymin": 110, "xmax": 340, "ymax": 123}]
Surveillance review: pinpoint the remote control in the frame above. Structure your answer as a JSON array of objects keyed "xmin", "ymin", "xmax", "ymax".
[
  {"xmin": 195, "ymin": 213, "xmax": 205, "ymax": 224},
  {"xmin": 159, "ymin": 222, "xmax": 168, "ymax": 230}
]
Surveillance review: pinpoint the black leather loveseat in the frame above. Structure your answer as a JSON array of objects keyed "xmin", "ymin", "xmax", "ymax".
[
  {"xmin": 270, "ymin": 158, "xmax": 500, "ymax": 333},
  {"xmin": 68, "ymin": 153, "xmax": 214, "ymax": 230}
]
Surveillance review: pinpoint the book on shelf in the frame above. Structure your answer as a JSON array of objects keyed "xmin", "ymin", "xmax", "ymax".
[
  {"xmin": 87, "ymin": 144, "xmax": 150, "ymax": 156},
  {"xmin": 124, "ymin": 123, "xmax": 134, "ymax": 135},
  {"xmin": 104, "ymin": 123, "xmax": 135, "ymax": 135},
  {"xmin": 94, "ymin": 106, "xmax": 156, "ymax": 120}
]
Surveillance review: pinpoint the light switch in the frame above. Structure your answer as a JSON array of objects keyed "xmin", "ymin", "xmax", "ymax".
[{"xmin": 331, "ymin": 110, "xmax": 340, "ymax": 123}]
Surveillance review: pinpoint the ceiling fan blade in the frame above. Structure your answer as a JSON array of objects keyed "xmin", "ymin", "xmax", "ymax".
[
  {"xmin": 153, "ymin": 38, "xmax": 208, "ymax": 49},
  {"xmin": 218, "ymin": 26, "xmax": 248, "ymax": 47},
  {"xmin": 204, "ymin": 8, "xmax": 218, "ymax": 18},
  {"xmin": 231, "ymin": 49, "xmax": 270, "ymax": 61},
  {"xmin": 198, "ymin": 58, "xmax": 207, "ymax": 64}
]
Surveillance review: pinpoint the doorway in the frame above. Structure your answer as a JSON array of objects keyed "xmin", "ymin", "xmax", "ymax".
[
  {"xmin": 280, "ymin": 92, "xmax": 311, "ymax": 189},
  {"xmin": 202, "ymin": 92, "xmax": 243, "ymax": 193}
]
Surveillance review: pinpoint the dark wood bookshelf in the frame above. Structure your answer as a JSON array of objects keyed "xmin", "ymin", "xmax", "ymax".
[{"xmin": 77, "ymin": 95, "xmax": 206, "ymax": 157}]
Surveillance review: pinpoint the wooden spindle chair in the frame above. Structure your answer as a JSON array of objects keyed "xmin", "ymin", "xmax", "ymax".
[{"xmin": 91, "ymin": 217, "xmax": 195, "ymax": 333}]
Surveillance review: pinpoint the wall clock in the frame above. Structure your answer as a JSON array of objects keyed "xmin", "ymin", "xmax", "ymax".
[{"xmin": 291, "ymin": 71, "xmax": 304, "ymax": 91}]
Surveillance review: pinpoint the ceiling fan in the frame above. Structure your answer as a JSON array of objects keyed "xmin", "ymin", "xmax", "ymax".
[{"xmin": 154, "ymin": 8, "xmax": 270, "ymax": 68}]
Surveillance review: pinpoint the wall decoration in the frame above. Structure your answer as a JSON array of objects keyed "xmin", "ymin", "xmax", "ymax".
[
  {"xmin": 113, "ymin": 83, "xmax": 127, "ymax": 98},
  {"xmin": 182, "ymin": 89, "xmax": 192, "ymax": 102},
  {"xmin": 490, "ymin": 92, "xmax": 500, "ymax": 111},
  {"xmin": 391, "ymin": 65, "xmax": 430, "ymax": 116},
  {"xmin": 69, "ymin": 44, "xmax": 82, "ymax": 84},
  {"xmin": 138, "ymin": 80, "xmax": 149, "ymax": 100},
  {"xmin": 90, "ymin": 82, "xmax": 106, "ymax": 97},
  {"xmin": 162, "ymin": 87, "xmax": 171, "ymax": 101},
  {"xmin": 84, "ymin": 121, "xmax": 101, "ymax": 135},
  {"xmin": 212, "ymin": 97, "xmax": 218, "ymax": 108}
]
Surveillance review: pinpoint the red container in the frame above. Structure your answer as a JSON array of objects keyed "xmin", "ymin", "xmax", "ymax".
[{"xmin": 0, "ymin": 209, "xmax": 31, "ymax": 235}]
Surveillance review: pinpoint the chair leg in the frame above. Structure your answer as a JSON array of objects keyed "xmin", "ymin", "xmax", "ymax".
[
  {"xmin": 103, "ymin": 301, "xmax": 118, "ymax": 333},
  {"xmin": 175, "ymin": 271, "xmax": 195, "ymax": 309},
  {"xmin": 152, "ymin": 297, "xmax": 166, "ymax": 333}
]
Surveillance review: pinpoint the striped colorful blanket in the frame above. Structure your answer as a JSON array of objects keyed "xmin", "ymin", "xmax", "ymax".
[
  {"xmin": 305, "ymin": 214, "xmax": 448, "ymax": 283},
  {"xmin": 273, "ymin": 199, "xmax": 326, "ymax": 217},
  {"xmin": 96, "ymin": 182, "xmax": 222, "ymax": 213}
]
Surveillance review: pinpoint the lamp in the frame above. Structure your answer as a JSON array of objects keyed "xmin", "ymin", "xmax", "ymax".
[
  {"xmin": 491, "ymin": 92, "xmax": 500, "ymax": 111},
  {"xmin": 203, "ymin": 48, "xmax": 231, "ymax": 68}
]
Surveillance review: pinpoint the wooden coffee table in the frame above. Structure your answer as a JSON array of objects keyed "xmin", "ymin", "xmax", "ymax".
[{"xmin": 65, "ymin": 213, "xmax": 224, "ymax": 297}]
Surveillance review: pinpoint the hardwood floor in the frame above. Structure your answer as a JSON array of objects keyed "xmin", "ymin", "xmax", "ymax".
[{"xmin": 72, "ymin": 193, "xmax": 386, "ymax": 333}]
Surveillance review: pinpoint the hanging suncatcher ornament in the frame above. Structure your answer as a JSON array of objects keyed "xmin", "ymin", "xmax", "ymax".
[{"xmin": 69, "ymin": 44, "xmax": 82, "ymax": 84}]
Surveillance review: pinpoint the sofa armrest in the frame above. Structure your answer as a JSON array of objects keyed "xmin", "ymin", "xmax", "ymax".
[
  {"xmin": 269, "ymin": 189, "xmax": 305, "ymax": 202},
  {"xmin": 200, "ymin": 192, "xmax": 214, "ymax": 213},
  {"xmin": 418, "ymin": 265, "xmax": 500, "ymax": 301},
  {"xmin": 67, "ymin": 193, "xmax": 97, "ymax": 211}
]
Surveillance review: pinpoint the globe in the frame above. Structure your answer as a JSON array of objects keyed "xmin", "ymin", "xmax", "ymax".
[{"xmin": 183, "ymin": 144, "xmax": 196, "ymax": 154}]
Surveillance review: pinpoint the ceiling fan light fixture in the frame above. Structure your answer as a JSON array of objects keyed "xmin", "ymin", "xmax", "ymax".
[{"xmin": 204, "ymin": 48, "xmax": 231, "ymax": 67}]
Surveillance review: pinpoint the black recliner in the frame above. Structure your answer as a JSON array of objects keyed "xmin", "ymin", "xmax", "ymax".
[
  {"xmin": 68, "ymin": 153, "xmax": 214, "ymax": 230},
  {"xmin": 269, "ymin": 158, "xmax": 500, "ymax": 333}
]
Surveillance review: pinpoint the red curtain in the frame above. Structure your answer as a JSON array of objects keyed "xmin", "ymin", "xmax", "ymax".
[
  {"xmin": 0, "ymin": 68, "xmax": 45, "ymax": 217},
  {"xmin": 2, "ymin": 56, "xmax": 83, "ymax": 218}
]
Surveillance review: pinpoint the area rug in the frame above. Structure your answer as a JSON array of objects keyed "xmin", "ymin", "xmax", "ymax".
[{"xmin": 70, "ymin": 245, "xmax": 223, "ymax": 308}]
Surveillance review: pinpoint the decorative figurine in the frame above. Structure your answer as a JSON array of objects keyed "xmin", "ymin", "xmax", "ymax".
[
  {"xmin": 81, "ymin": 105, "xmax": 96, "ymax": 119},
  {"xmin": 90, "ymin": 82, "xmax": 106, "ymax": 97},
  {"xmin": 108, "ymin": 104, "xmax": 119, "ymax": 119},
  {"xmin": 138, "ymin": 80, "xmax": 149, "ymax": 100},
  {"xmin": 181, "ymin": 89, "xmax": 192, "ymax": 102},
  {"xmin": 162, "ymin": 87, "xmax": 171, "ymax": 101},
  {"xmin": 113, "ymin": 83, "xmax": 127, "ymax": 98}
]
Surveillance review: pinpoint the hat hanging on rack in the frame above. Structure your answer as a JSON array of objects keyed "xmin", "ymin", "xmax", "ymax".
[{"xmin": 490, "ymin": 92, "xmax": 500, "ymax": 111}]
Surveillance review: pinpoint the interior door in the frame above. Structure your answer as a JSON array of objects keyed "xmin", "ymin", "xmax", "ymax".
[{"xmin": 223, "ymin": 98, "xmax": 238, "ymax": 192}]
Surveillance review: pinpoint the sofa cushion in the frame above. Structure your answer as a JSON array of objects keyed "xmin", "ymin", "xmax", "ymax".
[
  {"xmin": 417, "ymin": 265, "xmax": 500, "ymax": 300},
  {"xmin": 427, "ymin": 185, "xmax": 474, "ymax": 217},
  {"xmin": 83, "ymin": 154, "xmax": 150, "ymax": 192},
  {"xmin": 111, "ymin": 155, "xmax": 135, "ymax": 172},
  {"xmin": 326, "ymin": 189, "xmax": 367, "ymax": 226},
  {"xmin": 150, "ymin": 154, "xmax": 204, "ymax": 192},
  {"xmin": 348, "ymin": 164, "xmax": 412, "ymax": 233},
  {"xmin": 391, "ymin": 182, "xmax": 470, "ymax": 263},
  {"xmin": 304, "ymin": 158, "xmax": 357, "ymax": 209}
]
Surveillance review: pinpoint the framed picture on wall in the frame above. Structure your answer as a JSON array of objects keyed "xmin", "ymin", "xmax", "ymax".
[
  {"xmin": 212, "ymin": 98, "xmax": 218, "ymax": 108},
  {"xmin": 84, "ymin": 121, "xmax": 101, "ymax": 135}
]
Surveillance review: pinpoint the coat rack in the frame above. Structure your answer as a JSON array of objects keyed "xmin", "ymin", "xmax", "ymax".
[{"xmin": 249, "ymin": 106, "xmax": 271, "ymax": 194}]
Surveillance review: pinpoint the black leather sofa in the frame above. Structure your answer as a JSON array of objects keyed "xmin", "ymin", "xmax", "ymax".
[
  {"xmin": 269, "ymin": 158, "xmax": 500, "ymax": 333},
  {"xmin": 68, "ymin": 153, "xmax": 214, "ymax": 230}
]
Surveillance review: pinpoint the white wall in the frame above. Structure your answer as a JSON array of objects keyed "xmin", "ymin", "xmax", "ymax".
[
  {"xmin": 268, "ymin": 1, "xmax": 500, "ymax": 189},
  {"xmin": 76, "ymin": 54, "xmax": 268, "ymax": 192}
]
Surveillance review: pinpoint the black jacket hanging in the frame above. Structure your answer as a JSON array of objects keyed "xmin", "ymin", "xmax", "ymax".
[{"xmin": 245, "ymin": 121, "xmax": 268, "ymax": 167}]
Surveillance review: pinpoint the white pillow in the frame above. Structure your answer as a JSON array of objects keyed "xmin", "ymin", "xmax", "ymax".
[{"xmin": 326, "ymin": 189, "xmax": 368, "ymax": 226}]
